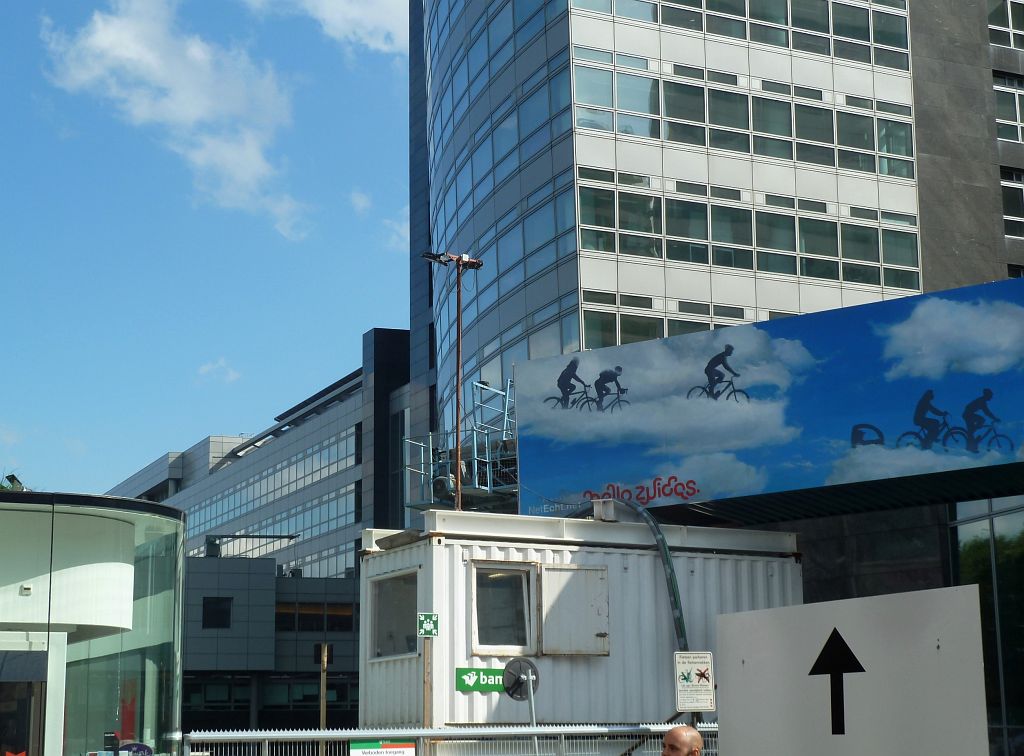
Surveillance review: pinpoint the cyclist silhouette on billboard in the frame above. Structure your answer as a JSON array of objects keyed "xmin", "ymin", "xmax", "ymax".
[
  {"xmin": 556, "ymin": 357, "xmax": 588, "ymax": 408},
  {"xmin": 963, "ymin": 389, "xmax": 1000, "ymax": 452},
  {"xmin": 594, "ymin": 366, "xmax": 624, "ymax": 411},
  {"xmin": 704, "ymin": 345, "xmax": 740, "ymax": 400},
  {"xmin": 912, "ymin": 389, "xmax": 948, "ymax": 450}
]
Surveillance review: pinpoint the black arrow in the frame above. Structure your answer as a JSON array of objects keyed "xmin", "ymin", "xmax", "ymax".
[{"xmin": 809, "ymin": 627, "xmax": 865, "ymax": 735}]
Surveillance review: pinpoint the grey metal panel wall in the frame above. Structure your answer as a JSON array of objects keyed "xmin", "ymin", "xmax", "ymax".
[
  {"xmin": 183, "ymin": 557, "xmax": 276, "ymax": 671},
  {"xmin": 911, "ymin": 0, "xmax": 1005, "ymax": 288}
]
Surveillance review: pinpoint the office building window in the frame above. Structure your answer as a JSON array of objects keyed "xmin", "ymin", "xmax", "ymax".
[
  {"xmin": 1001, "ymin": 168, "xmax": 1024, "ymax": 237},
  {"xmin": 990, "ymin": 0, "xmax": 1024, "ymax": 47},
  {"xmin": 202, "ymin": 597, "xmax": 232, "ymax": 629}
]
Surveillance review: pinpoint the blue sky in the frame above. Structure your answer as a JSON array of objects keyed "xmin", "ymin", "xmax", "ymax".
[
  {"xmin": 516, "ymin": 280, "xmax": 1024, "ymax": 515},
  {"xmin": 0, "ymin": 0, "xmax": 411, "ymax": 493}
]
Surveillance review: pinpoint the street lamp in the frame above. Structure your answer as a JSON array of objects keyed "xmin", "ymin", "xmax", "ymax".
[{"xmin": 422, "ymin": 251, "xmax": 484, "ymax": 510}]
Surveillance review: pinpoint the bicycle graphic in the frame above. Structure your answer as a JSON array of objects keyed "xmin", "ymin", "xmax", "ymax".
[
  {"xmin": 594, "ymin": 388, "xmax": 630, "ymax": 414},
  {"xmin": 545, "ymin": 384, "xmax": 630, "ymax": 413},
  {"xmin": 897, "ymin": 419, "xmax": 1014, "ymax": 453},
  {"xmin": 545, "ymin": 384, "xmax": 593, "ymax": 410},
  {"xmin": 967, "ymin": 421, "xmax": 1015, "ymax": 454},
  {"xmin": 687, "ymin": 379, "xmax": 750, "ymax": 403},
  {"xmin": 896, "ymin": 415, "xmax": 969, "ymax": 451}
]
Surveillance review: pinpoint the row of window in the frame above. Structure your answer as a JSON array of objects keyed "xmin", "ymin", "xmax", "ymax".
[
  {"xmin": 195, "ymin": 484, "xmax": 362, "ymax": 561},
  {"xmin": 280, "ymin": 541, "xmax": 358, "ymax": 580},
  {"xmin": 579, "ymin": 186, "xmax": 918, "ymax": 261},
  {"xmin": 275, "ymin": 602, "xmax": 355, "ymax": 633},
  {"xmin": 578, "ymin": 166, "xmax": 918, "ymax": 225},
  {"xmin": 572, "ymin": 0, "xmax": 911, "ymax": 71},
  {"xmin": 185, "ymin": 426, "xmax": 361, "ymax": 539},
  {"xmin": 989, "ymin": 0, "xmax": 1024, "ymax": 48},
  {"xmin": 573, "ymin": 64, "xmax": 916, "ymax": 176},
  {"xmin": 574, "ymin": 46, "xmax": 913, "ymax": 117},
  {"xmin": 584, "ymin": 290, "xmax": 792, "ymax": 321}
]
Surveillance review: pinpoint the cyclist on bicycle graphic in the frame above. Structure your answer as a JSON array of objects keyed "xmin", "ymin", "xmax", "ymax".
[
  {"xmin": 704, "ymin": 345, "xmax": 740, "ymax": 400},
  {"xmin": 963, "ymin": 389, "xmax": 1000, "ymax": 452},
  {"xmin": 913, "ymin": 389, "xmax": 948, "ymax": 450},
  {"xmin": 594, "ymin": 366, "xmax": 624, "ymax": 411},
  {"xmin": 556, "ymin": 357, "xmax": 588, "ymax": 408}
]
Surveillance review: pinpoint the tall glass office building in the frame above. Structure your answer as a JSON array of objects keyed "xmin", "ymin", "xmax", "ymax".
[{"xmin": 409, "ymin": 0, "xmax": 1013, "ymax": 442}]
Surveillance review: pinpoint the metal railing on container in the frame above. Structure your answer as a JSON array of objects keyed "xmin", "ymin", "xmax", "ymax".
[{"xmin": 185, "ymin": 722, "xmax": 719, "ymax": 756}]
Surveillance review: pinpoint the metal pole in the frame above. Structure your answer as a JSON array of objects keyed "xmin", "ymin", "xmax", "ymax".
[
  {"xmin": 524, "ymin": 671, "xmax": 539, "ymax": 756},
  {"xmin": 319, "ymin": 643, "xmax": 327, "ymax": 756},
  {"xmin": 454, "ymin": 260, "xmax": 464, "ymax": 511}
]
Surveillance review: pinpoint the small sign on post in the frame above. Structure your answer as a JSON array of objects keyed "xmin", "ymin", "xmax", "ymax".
[
  {"xmin": 417, "ymin": 612, "xmax": 439, "ymax": 637},
  {"xmin": 674, "ymin": 651, "xmax": 715, "ymax": 712}
]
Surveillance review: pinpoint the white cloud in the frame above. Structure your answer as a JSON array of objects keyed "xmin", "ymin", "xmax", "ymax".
[
  {"xmin": 349, "ymin": 189, "xmax": 371, "ymax": 215},
  {"xmin": 826, "ymin": 444, "xmax": 1009, "ymax": 486},
  {"xmin": 42, "ymin": 0, "xmax": 306, "ymax": 238},
  {"xmin": 658, "ymin": 453, "xmax": 767, "ymax": 500},
  {"xmin": 384, "ymin": 204, "xmax": 410, "ymax": 252},
  {"xmin": 198, "ymin": 357, "xmax": 241, "ymax": 384},
  {"xmin": 879, "ymin": 296, "xmax": 1024, "ymax": 380},
  {"xmin": 242, "ymin": 0, "xmax": 409, "ymax": 54}
]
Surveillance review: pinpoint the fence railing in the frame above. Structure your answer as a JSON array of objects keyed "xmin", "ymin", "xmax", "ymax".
[{"xmin": 186, "ymin": 723, "xmax": 719, "ymax": 756}]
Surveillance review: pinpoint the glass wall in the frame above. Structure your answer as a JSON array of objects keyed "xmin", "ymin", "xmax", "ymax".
[
  {"xmin": 952, "ymin": 494, "xmax": 1024, "ymax": 756},
  {"xmin": 0, "ymin": 493, "xmax": 184, "ymax": 756},
  {"xmin": 424, "ymin": 0, "xmax": 580, "ymax": 438}
]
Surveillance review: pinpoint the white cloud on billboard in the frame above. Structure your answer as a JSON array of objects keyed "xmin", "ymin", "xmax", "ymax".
[
  {"xmin": 516, "ymin": 328, "xmax": 814, "ymax": 454},
  {"xmin": 826, "ymin": 444, "xmax": 1007, "ymax": 486},
  {"xmin": 519, "ymin": 390, "xmax": 798, "ymax": 455},
  {"xmin": 658, "ymin": 453, "xmax": 768, "ymax": 499},
  {"xmin": 880, "ymin": 297, "xmax": 1024, "ymax": 380}
]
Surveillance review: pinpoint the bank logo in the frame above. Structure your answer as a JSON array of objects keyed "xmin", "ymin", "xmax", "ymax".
[{"xmin": 455, "ymin": 667, "xmax": 504, "ymax": 692}]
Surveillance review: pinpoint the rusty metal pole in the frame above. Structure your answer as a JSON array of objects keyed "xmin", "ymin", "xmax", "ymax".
[{"xmin": 421, "ymin": 251, "xmax": 482, "ymax": 512}]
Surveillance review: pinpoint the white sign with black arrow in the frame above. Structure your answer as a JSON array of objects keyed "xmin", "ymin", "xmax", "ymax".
[{"xmin": 715, "ymin": 585, "xmax": 988, "ymax": 756}]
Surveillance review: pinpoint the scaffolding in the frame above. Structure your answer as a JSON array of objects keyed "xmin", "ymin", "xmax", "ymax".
[{"xmin": 405, "ymin": 380, "xmax": 519, "ymax": 510}]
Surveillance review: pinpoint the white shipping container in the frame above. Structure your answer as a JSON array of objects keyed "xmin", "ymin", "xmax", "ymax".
[{"xmin": 358, "ymin": 510, "xmax": 802, "ymax": 727}]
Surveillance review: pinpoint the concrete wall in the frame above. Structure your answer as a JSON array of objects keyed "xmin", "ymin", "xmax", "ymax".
[{"xmin": 912, "ymin": 0, "xmax": 1006, "ymax": 289}]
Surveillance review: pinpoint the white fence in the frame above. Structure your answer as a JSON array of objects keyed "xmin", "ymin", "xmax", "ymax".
[{"xmin": 186, "ymin": 723, "xmax": 719, "ymax": 756}]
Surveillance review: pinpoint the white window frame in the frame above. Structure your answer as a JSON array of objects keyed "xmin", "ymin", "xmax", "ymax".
[{"xmin": 470, "ymin": 560, "xmax": 538, "ymax": 657}]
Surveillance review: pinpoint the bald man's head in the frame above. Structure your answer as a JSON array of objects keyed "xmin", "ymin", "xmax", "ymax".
[{"xmin": 661, "ymin": 725, "xmax": 702, "ymax": 756}]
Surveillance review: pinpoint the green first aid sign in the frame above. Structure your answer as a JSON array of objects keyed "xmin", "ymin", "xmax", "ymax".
[{"xmin": 455, "ymin": 667, "xmax": 504, "ymax": 693}]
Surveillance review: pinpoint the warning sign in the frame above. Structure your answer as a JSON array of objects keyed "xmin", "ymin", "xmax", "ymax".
[{"xmin": 675, "ymin": 651, "xmax": 715, "ymax": 712}]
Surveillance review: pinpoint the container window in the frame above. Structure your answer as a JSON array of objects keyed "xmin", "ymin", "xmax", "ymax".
[
  {"xmin": 473, "ymin": 562, "xmax": 537, "ymax": 655},
  {"xmin": 371, "ymin": 572, "xmax": 418, "ymax": 658}
]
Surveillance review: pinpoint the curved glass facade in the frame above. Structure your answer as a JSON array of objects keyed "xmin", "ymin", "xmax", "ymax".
[
  {"xmin": 423, "ymin": 0, "xmax": 581, "ymax": 435},
  {"xmin": 0, "ymin": 492, "xmax": 184, "ymax": 756}
]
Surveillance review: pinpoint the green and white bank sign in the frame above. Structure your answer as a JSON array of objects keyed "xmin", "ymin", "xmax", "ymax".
[
  {"xmin": 350, "ymin": 741, "xmax": 415, "ymax": 756},
  {"xmin": 455, "ymin": 667, "xmax": 504, "ymax": 693}
]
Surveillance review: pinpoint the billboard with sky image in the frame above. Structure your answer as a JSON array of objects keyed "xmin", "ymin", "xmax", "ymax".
[{"xmin": 515, "ymin": 279, "xmax": 1024, "ymax": 516}]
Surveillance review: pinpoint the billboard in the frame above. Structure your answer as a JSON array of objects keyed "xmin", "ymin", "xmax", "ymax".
[{"xmin": 515, "ymin": 279, "xmax": 1024, "ymax": 516}]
